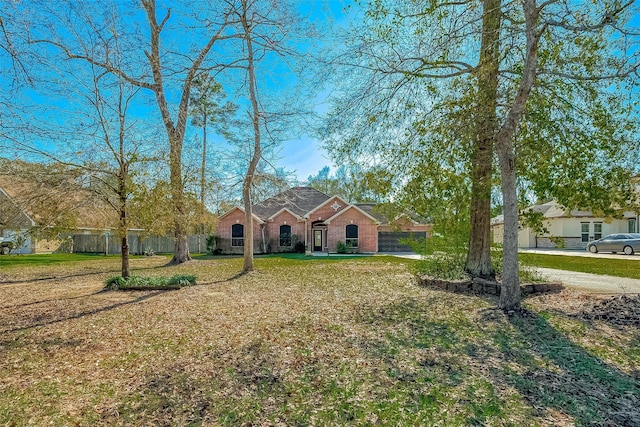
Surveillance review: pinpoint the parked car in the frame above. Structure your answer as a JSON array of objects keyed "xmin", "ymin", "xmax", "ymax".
[
  {"xmin": 0, "ymin": 238, "xmax": 15, "ymax": 255},
  {"xmin": 586, "ymin": 233, "xmax": 640, "ymax": 255}
]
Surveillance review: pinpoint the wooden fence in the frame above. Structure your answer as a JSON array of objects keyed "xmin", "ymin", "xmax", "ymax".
[{"xmin": 72, "ymin": 233, "xmax": 210, "ymax": 255}]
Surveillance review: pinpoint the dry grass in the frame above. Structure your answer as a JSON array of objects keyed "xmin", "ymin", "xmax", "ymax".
[{"xmin": 1, "ymin": 255, "xmax": 638, "ymax": 426}]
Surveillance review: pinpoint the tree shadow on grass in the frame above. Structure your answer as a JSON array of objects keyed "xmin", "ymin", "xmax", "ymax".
[
  {"xmin": 111, "ymin": 338, "xmax": 288, "ymax": 426},
  {"xmin": 356, "ymin": 295, "xmax": 640, "ymax": 426},
  {"xmin": 0, "ymin": 290, "xmax": 165, "ymax": 335},
  {"xmin": 490, "ymin": 310, "xmax": 640, "ymax": 426}
]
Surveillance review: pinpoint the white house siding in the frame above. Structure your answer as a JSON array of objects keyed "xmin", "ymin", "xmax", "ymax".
[
  {"xmin": 524, "ymin": 217, "xmax": 635, "ymax": 249},
  {"xmin": 2, "ymin": 230, "xmax": 33, "ymax": 254}
]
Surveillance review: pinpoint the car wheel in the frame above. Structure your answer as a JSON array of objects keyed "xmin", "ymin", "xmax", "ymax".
[
  {"xmin": 588, "ymin": 245, "xmax": 598, "ymax": 253},
  {"xmin": 623, "ymin": 245, "xmax": 634, "ymax": 255}
]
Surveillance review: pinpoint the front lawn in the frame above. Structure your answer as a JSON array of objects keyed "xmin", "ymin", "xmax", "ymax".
[
  {"xmin": 1, "ymin": 255, "xmax": 638, "ymax": 425},
  {"xmin": 520, "ymin": 253, "xmax": 640, "ymax": 280}
]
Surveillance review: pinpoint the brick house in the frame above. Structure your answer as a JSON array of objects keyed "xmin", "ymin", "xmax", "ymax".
[{"xmin": 216, "ymin": 187, "xmax": 431, "ymax": 254}]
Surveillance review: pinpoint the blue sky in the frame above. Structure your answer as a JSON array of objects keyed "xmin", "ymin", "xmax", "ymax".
[{"xmin": 0, "ymin": 0, "xmax": 358, "ymax": 184}]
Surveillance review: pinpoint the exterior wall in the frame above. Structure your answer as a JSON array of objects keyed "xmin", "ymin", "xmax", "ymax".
[
  {"xmin": 518, "ymin": 228, "xmax": 536, "ymax": 248},
  {"xmin": 265, "ymin": 211, "xmax": 305, "ymax": 252},
  {"xmin": 217, "ymin": 209, "xmax": 264, "ymax": 254},
  {"xmin": 491, "ymin": 224, "xmax": 504, "ymax": 245},
  {"xmin": 307, "ymin": 196, "xmax": 349, "ymax": 224},
  {"xmin": 326, "ymin": 208, "xmax": 378, "ymax": 253},
  {"xmin": 306, "ymin": 196, "xmax": 350, "ymax": 253},
  {"xmin": 514, "ymin": 217, "xmax": 638, "ymax": 249}
]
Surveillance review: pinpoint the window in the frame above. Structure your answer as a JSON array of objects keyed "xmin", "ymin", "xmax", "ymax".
[
  {"xmin": 629, "ymin": 219, "xmax": 637, "ymax": 234},
  {"xmin": 581, "ymin": 222, "xmax": 590, "ymax": 242},
  {"xmin": 280, "ymin": 225, "xmax": 292, "ymax": 247},
  {"xmin": 593, "ymin": 222, "xmax": 602, "ymax": 240},
  {"xmin": 346, "ymin": 224, "xmax": 359, "ymax": 247},
  {"xmin": 231, "ymin": 224, "xmax": 244, "ymax": 246}
]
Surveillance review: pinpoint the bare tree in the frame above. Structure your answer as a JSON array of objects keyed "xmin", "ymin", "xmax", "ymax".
[
  {"xmin": 222, "ymin": 0, "xmax": 318, "ymax": 272},
  {"xmin": 22, "ymin": 0, "xmax": 236, "ymax": 264}
]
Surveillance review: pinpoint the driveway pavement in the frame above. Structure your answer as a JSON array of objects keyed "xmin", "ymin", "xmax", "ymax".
[{"xmin": 535, "ymin": 268, "xmax": 640, "ymax": 294}]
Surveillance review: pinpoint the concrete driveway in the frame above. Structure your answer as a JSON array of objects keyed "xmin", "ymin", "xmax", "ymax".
[{"xmin": 536, "ymin": 268, "xmax": 640, "ymax": 294}]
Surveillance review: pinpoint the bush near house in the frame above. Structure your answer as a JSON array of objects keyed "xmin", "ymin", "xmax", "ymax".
[{"xmin": 105, "ymin": 274, "xmax": 196, "ymax": 290}]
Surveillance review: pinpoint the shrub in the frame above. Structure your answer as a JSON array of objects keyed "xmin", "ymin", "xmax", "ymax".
[
  {"xmin": 206, "ymin": 235, "xmax": 222, "ymax": 255},
  {"xmin": 294, "ymin": 241, "xmax": 305, "ymax": 253},
  {"xmin": 105, "ymin": 275, "xmax": 127, "ymax": 290},
  {"xmin": 104, "ymin": 274, "xmax": 196, "ymax": 291},
  {"xmin": 337, "ymin": 241, "xmax": 348, "ymax": 254},
  {"xmin": 412, "ymin": 224, "xmax": 469, "ymax": 280}
]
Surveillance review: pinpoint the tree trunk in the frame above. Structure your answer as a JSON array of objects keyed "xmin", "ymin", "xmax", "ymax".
[
  {"xmin": 242, "ymin": 183, "xmax": 254, "ymax": 272},
  {"xmin": 497, "ymin": 0, "xmax": 541, "ymax": 310},
  {"xmin": 168, "ymin": 133, "xmax": 191, "ymax": 265},
  {"xmin": 465, "ymin": 0, "xmax": 501, "ymax": 280},
  {"xmin": 240, "ymin": 0, "xmax": 262, "ymax": 273},
  {"xmin": 121, "ymin": 235, "xmax": 130, "ymax": 278},
  {"xmin": 497, "ymin": 146, "xmax": 520, "ymax": 309},
  {"xmin": 119, "ymin": 185, "xmax": 130, "ymax": 278}
]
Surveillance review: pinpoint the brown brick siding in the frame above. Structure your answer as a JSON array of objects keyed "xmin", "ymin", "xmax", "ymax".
[
  {"xmin": 217, "ymin": 209, "xmax": 264, "ymax": 254},
  {"xmin": 265, "ymin": 211, "xmax": 305, "ymax": 252},
  {"xmin": 327, "ymin": 207, "xmax": 378, "ymax": 253}
]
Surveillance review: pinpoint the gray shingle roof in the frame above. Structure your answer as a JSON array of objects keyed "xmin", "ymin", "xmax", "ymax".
[{"xmin": 252, "ymin": 187, "xmax": 330, "ymax": 219}]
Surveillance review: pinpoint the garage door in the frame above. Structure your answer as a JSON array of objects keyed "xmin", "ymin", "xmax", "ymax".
[{"xmin": 378, "ymin": 232, "xmax": 426, "ymax": 252}]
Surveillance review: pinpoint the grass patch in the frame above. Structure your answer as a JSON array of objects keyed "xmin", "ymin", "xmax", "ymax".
[
  {"xmin": 1, "ymin": 255, "xmax": 638, "ymax": 425},
  {"xmin": 520, "ymin": 253, "xmax": 640, "ymax": 280},
  {"xmin": 0, "ymin": 253, "xmax": 124, "ymax": 268},
  {"xmin": 105, "ymin": 274, "xmax": 196, "ymax": 290}
]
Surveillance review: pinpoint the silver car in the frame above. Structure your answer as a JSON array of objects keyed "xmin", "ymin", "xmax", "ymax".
[{"xmin": 586, "ymin": 233, "xmax": 640, "ymax": 255}]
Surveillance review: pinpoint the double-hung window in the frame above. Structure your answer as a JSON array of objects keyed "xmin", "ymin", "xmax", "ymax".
[
  {"xmin": 280, "ymin": 225, "xmax": 292, "ymax": 247},
  {"xmin": 346, "ymin": 224, "xmax": 359, "ymax": 248},
  {"xmin": 231, "ymin": 224, "xmax": 244, "ymax": 246}
]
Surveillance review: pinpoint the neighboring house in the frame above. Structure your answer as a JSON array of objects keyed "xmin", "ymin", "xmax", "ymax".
[
  {"xmin": 0, "ymin": 187, "xmax": 36, "ymax": 254},
  {"xmin": 217, "ymin": 187, "xmax": 431, "ymax": 254},
  {"xmin": 491, "ymin": 200, "xmax": 640, "ymax": 249}
]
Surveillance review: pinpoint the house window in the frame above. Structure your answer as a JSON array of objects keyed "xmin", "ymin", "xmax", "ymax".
[
  {"xmin": 280, "ymin": 225, "xmax": 292, "ymax": 247},
  {"xmin": 346, "ymin": 224, "xmax": 359, "ymax": 248},
  {"xmin": 231, "ymin": 224, "xmax": 244, "ymax": 246},
  {"xmin": 629, "ymin": 219, "xmax": 637, "ymax": 233},
  {"xmin": 581, "ymin": 222, "xmax": 590, "ymax": 242},
  {"xmin": 594, "ymin": 222, "xmax": 602, "ymax": 240}
]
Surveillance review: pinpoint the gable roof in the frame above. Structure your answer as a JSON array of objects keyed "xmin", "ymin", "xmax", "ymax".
[
  {"xmin": 218, "ymin": 206, "xmax": 265, "ymax": 224},
  {"xmin": 252, "ymin": 187, "xmax": 330, "ymax": 219},
  {"xmin": 355, "ymin": 203, "xmax": 429, "ymax": 225},
  {"xmin": 324, "ymin": 204, "xmax": 380, "ymax": 224},
  {"xmin": 267, "ymin": 207, "xmax": 304, "ymax": 221},
  {"xmin": 527, "ymin": 201, "xmax": 594, "ymax": 219},
  {"xmin": 491, "ymin": 200, "xmax": 601, "ymax": 225},
  {"xmin": 304, "ymin": 195, "xmax": 350, "ymax": 218},
  {"xmin": 0, "ymin": 187, "xmax": 35, "ymax": 229}
]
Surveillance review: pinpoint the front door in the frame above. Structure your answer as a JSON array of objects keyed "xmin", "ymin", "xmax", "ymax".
[{"xmin": 313, "ymin": 229, "xmax": 323, "ymax": 251}]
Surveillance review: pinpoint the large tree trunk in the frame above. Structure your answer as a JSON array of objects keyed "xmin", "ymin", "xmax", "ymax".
[
  {"xmin": 497, "ymin": 0, "xmax": 541, "ymax": 310},
  {"xmin": 465, "ymin": 0, "xmax": 501, "ymax": 280},
  {"xmin": 168, "ymin": 133, "xmax": 191, "ymax": 265}
]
